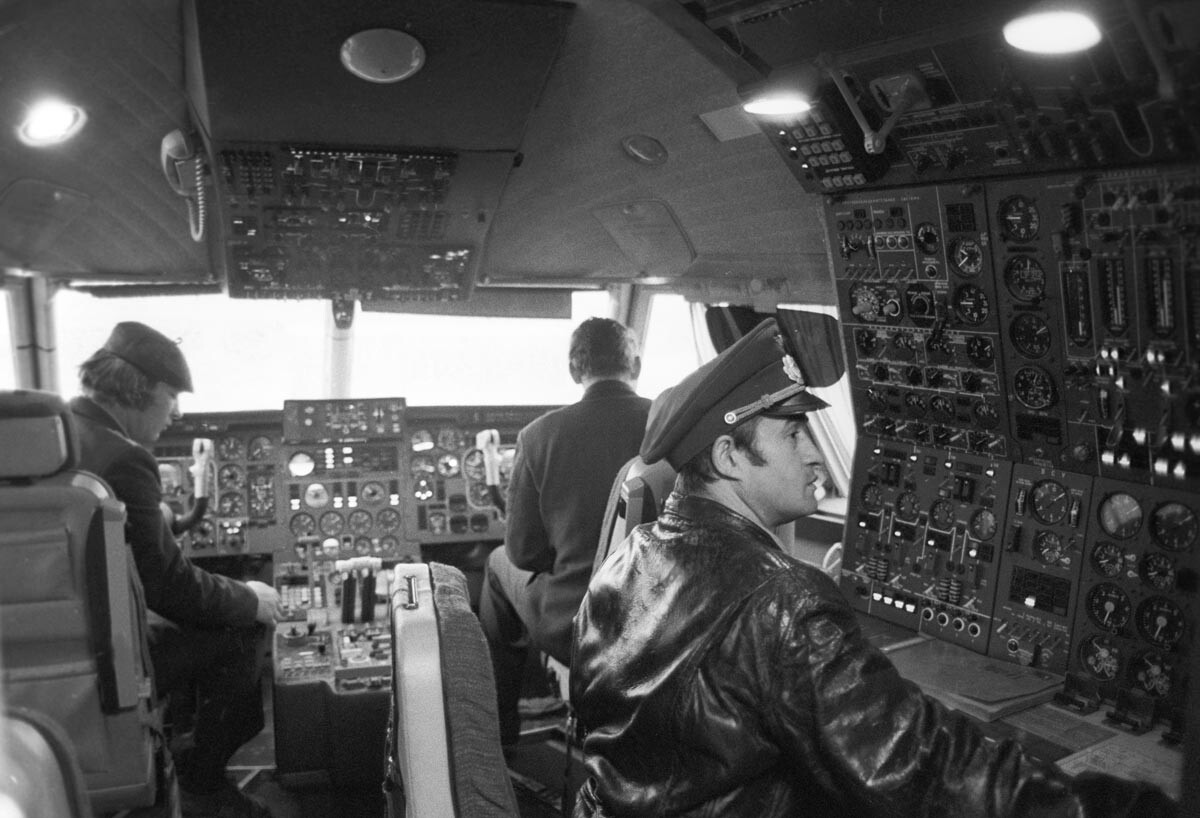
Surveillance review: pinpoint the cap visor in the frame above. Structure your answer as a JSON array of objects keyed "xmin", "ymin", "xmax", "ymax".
[{"xmin": 760, "ymin": 392, "xmax": 830, "ymax": 417}]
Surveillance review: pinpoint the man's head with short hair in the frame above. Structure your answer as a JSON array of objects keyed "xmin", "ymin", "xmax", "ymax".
[{"xmin": 569, "ymin": 317, "xmax": 641, "ymax": 385}]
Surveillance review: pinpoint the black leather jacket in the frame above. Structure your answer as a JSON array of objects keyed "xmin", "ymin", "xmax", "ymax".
[{"xmin": 570, "ymin": 493, "xmax": 1176, "ymax": 818}]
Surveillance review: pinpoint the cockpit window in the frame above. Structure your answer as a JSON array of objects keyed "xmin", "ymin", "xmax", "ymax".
[{"xmin": 0, "ymin": 287, "xmax": 15, "ymax": 388}]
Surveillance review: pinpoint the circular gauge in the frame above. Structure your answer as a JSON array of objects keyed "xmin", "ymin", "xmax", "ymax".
[
  {"xmin": 248, "ymin": 478, "xmax": 274, "ymax": 517},
  {"xmin": 217, "ymin": 491, "xmax": 245, "ymax": 516},
  {"xmin": 247, "ymin": 435, "xmax": 276, "ymax": 462},
  {"xmin": 949, "ymin": 238, "xmax": 984, "ymax": 276},
  {"xmin": 1003, "ymin": 255, "xmax": 1046, "ymax": 302},
  {"xmin": 303, "ymin": 482, "xmax": 330, "ymax": 508},
  {"xmin": 376, "ymin": 508, "xmax": 401, "ymax": 532},
  {"xmin": 1079, "ymin": 634, "xmax": 1121, "ymax": 681},
  {"xmin": 1013, "ymin": 366, "xmax": 1057, "ymax": 410},
  {"xmin": 966, "ymin": 335, "xmax": 994, "ymax": 367},
  {"xmin": 952, "ymin": 283, "xmax": 990, "ymax": 325},
  {"xmin": 849, "ymin": 283, "xmax": 883, "ymax": 322},
  {"xmin": 1009, "ymin": 313, "xmax": 1052, "ymax": 358},
  {"xmin": 469, "ymin": 482, "xmax": 492, "ymax": 507},
  {"xmin": 410, "ymin": 456, "xmax": 435, "ymax": 476},
  {"xmin": 413, "ymin": 476, "xmax": 434, "ymax": 502},
  {"xmin": 973, "ymin": 402, "xmax": 1000, "ymax": 429},
  {"xmin": 411, "ymin": 429, "xmax": 435, "ymax": 453},
  {"xmin": 969, "ymin": 508, "xmax": 998, "ymax": 540},
  {"xmin": 437, "ymin": 453, "xmax": 461, "ymax": 478},
  {"xmin": 1086, "ymin": 582, "xmax": 1131, "ymax": 629},
  {"xmin": 1098, "ymin": 493, "xmax": 1143, "ymax": 539},
  {"xmin": 1150, "ymin": 502, "xmax": 1197, "ymax": 552},
  {"xmin": 1091, "ymin": 542, "xmax": 1125, "ymax": 578},
  {"xmin": 1031, "ymin": 480, "xmax": 1069, "ymax": 525},
  {"xmin": 1034, "ymin": 530, "xmax": 1067, "ymax": 565},
  {"xmin": 903, "ymin": 393, "xmax": 927, "ymax": 416},
  {"xmin": 997, "ymin": 194, "xmax": 1040, "ymax": 242},
  {"xmin": 904, "ymin": 284, "xmax": 936, "ymax": 324},
  {"xmin": 860, "ymin": 483, "xmax": 884, "ymax": 512},
  {"xmin": 463, "ymin": 450, "xmax": 487, "ymax": 481},
  {"xmin": 914, "ymin": 222, "xmax": 939, "ymax": 254},
  {"xmin": 359, "ymin": 481, "xmax": 386, "ymax": 505},
  {"xmin": 427, "ymin": 512, "xmax": 448, "ymax": 534},
  {"xmin": 216, "ymin": 436, "xmax": 245, "ymax": 460},
  {"xmin": 319, "ymin": 511, "xmax": 344, "ymax": 537},
  {"xmin": 290, "ymin": 513, "xmax": 316, "ymax": 537},
  {"xmin": 288, "ymin": 452, "xmax": 315, "ymax": 478},
  {"xmin": 379, "ymin": 535, "xmax": 399, "ymax": 553},
  {"xmin": 1139, "ymin": 553, "xmax": 1176, "ymax": 590},
  {"xmin": 1130, "ymin": 651, "xmax": 1175, "ymax": 697},
  {"xmin": 930, "ymin": 395, "xmax": 954, "ymax": 418},
  {"xmin": 436, "ymin": 427, "xmax": 467, "ymax": 452},
  {"xmin": 217, "ymin": 464, "xmax": 246, "ymax": 490},
  {"xmin": 1136, "ymin": 597, "xmax": 1186, "ymax": 648},
  {"xmin": 930, "ymin": 499, "xmax": 955, "ymax": 529},
  {"xmin": 895, "ymin": 491, "xmax": 920, "ymax": 520},
  {"xmin": 348, "ymin": 509, "xmax": 373, "ymax": 535},
  {"xmin": 355, "ymin": 537, "xmax": 372, "ymax": 555},
  {"xmin": 856, "ymin": 330, "xmax": 881, "ymax": 357}
]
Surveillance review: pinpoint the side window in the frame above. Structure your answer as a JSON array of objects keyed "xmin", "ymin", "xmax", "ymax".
[
  {"xmin": 0, "ymin": 287, "xmax": 15, "ymax": 388},
  {"xmin": 638, "ymin": 293, "xmax": 712, "ymax": 401}
]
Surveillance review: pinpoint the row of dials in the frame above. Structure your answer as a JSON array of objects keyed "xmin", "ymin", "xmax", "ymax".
[
  {"xmin": 1078, "ymin": 637, "xmax": 1177, "ymax": 693},
  {"xmin": 1083, "ymin": 586, "xmax": 1187, "ymax": 649},
  {"xmin": 212, "ymin": 434, "xmax": 278, "ymax": 462}
]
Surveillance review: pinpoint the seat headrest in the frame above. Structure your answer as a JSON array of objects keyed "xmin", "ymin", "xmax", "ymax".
[{"xmin": 0, "ymin": 390, "xmax": 78, "ymax": 480}]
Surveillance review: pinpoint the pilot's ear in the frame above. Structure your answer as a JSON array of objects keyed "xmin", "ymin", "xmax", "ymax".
[
  {"xmin": 709, "ymin": 434, "xmax": 740, "ymax": 479},
  {"xmin": 569, "ymin": 361, "xmax": 583, "ymax": 384},
  {"xmin": 630, "ymin": 355, "xmax": 642, "ymax": 380}
]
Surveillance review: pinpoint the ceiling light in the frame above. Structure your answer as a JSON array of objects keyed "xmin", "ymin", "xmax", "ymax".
[
  {"xmin": 340, "ymin": 29, "xmax": 425, "ymax": 84},
  {"xmin": 18, "ymin": 98, "xmax": 87, "ymax": 146},
  {"xmin": 740, "ymin": 62, "xmax": 821, "ymax": 118},
  {"xmin": 1004, "ymin": 7, "xmax": 1102, "ymax": 54},
  {"xmin": 743, "ymin": 94, "xmax": 812, "ymax": 117}
]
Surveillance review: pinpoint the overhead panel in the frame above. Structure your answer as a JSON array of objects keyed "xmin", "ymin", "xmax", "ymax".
[{"xmin": 183, "ymin": 0, "xmax": 574, "ymax": 301}]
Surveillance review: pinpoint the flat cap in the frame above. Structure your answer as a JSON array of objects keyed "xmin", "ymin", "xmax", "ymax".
[
  {"xmin": 102, "ymin": 321, "xmax": 193, "ymax": 392},
  {"xmin": 640, "ymin": 318, "xmax": 829, "ymax": 469}
]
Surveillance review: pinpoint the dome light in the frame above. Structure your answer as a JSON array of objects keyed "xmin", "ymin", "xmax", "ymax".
[
  {"xmin": 742, "ymin": 94, "xmax": 812, "ymax": 117},
  {"xmin": 1004, "ymin": 9, "xmax": 1102, "ymax": 54},
  {"xmin": 18, "ymin": 98, "xmax": 87, "ymax": 146}
]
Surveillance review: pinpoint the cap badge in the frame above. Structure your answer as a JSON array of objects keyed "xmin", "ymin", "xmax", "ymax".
[{"xmin": 782, "ymin": 353, "xmax": 806, "ymax": 387}]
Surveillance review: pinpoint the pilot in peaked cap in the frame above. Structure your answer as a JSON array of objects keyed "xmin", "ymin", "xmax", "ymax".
[{"xmin": 641, "ymin": 317, "xmax": 829, "ymax": 470}]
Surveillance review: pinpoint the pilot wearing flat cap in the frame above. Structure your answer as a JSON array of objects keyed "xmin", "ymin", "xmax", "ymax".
[
  {"xmin": 71, "ymin": 321, "xmax": 281, "ymax": 818},
  {"xmin": 570, "ymin": 316, "xmax": 1176, "ymax": 818}
]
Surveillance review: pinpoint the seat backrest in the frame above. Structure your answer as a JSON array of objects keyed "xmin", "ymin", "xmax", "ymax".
[
  {"xmin": 0, "ymin": 389, "xmax": 160, "ymax": 814},
  {"xmin": 386, "ymin": 562, "xmax": 518, "ymax": 818},
  {"xmin": 0, "ymin": 706, "xmax": 91, "ymax": 818},
  {"xmin": 592, "ymin": 455, "xmax": 677, "ymax": 577}
]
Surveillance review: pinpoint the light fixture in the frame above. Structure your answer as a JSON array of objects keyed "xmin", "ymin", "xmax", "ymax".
[
  {"xmin": 740, "ymin": 63, "xmax": 821, "ymax": 118},
  {"xmin": 18, "ymin": 98, "xmax": 87, "ymax": 146},
  {"xmin": 340, "ymin": 29, "xmax": 425, "ymax": 84},
  {"xmin": 1003, "ymin": 4, "xmax": 1102, "ymax": 54}
]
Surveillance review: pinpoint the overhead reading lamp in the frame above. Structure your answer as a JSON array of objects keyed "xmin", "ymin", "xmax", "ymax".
[
  {"xmin": 17, "ymin": 98, "xmax": 87, "ymax": 146},
  {"xmin": 340, "ymin": 28, "xmax": 426, "ymax": 84},
  {"xmin": 741, "ymin": 59, "xmax": 927, "ymax": 156},
  {"xmin": 1002, "ymin": 2, "xmax": 1102, "ymax": 54}
]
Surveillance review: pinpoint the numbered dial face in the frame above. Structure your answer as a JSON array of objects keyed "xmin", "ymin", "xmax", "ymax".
[
  {"xmin": 1098, "ymin": 493, "xmax": 1143, "ymax": 539},
  {"xmin": 1031, "ymin": 480, "xmax": 1069, "ymax": 525},
  {"xmin": 1013, "ymin": 366, "xmax": 1057, "ymax": 410},
  {"xmin": 1139, "ymin": 553, "xmax": 1176, "ymax": 591},
  {"xmin": 998, "ymin": 194, "xmax": 1040, "ymax": 242},
  {"xmin": 348, "ymin": 509, "xmax": 373, "ymax": 535},
  {"xmin": 966, "ymin": 335, "xmax": 994, "ymax": 368},
  {"xmin": 860, "ymin": 483, "xmax": 884, "ymax": 512},
  {"xmin": 411, "ymin": 456, "xmax": 435, "ymax": 476},
  {"xmin": 1150, "ymin": 502, "xmax": 1197, "ymax": 551},
  {"xmin": 1086, "ymin": 582, "xmax": 1131, "ymax": 629},
  {"xmin": 1131, "ymin": 651, "xmax": 1175, "ymax": 697},
  {"xmin": 218, "ymin": 464, "xmax": 246, "ymax": 490},
  {"xmin": 319, "ymin": 511, "xmax": 344, "ymax": 536},
  {"xmin": 359, "ymin": 481, "xmax": 386, "ymax": 505},
  {"xmin": 218, "ymin": 491, "xmax": 245, "ymax": 516},
  {"xmin": 469, "ymin": 482, "xmax": 493, "ymax": 507},
  {"xmin": 436, "ymin": 427, "xmax": 467, "ymax": 452},
  {"xmin": 1034, "ymin": 530, "xmax": 1068, "ymax": 566},
  {"xmin": 1009, "ymin": 313, "xmax": 1052, "ymax": 358},
  {"xmin": 949, "ymin": 238, "xmax": 984, "ymax": 276},
  {"xmin": 1091, "ymin": 542, "xmax": 1126, "ymax": 578},
  {"xmin": 463, "ymin": 450, "xmax": 487, "ymax": 481},
  {"xmin": 289, "ymin": 513, "xmax": 316, "ymax": 537},
  {"xmin": 895, "ymin": 491, "xmax": 921, "ymax": 520},
  {"xmin": 1136, "ymin": 597, "xmax": 1186, "ymax": 648},
  {"xmin": 1003, "ymin": 255, "xmax": 1046, "ymax": 301},
  {"xmin": 247, "ymin": 435, "xmax": 276, "ymax": 461},
  {"xmin": 216, "ymin": 436, "xmax": 245, "ymax": 460},
  {"xmin": 1080, "ymin": 634, "xmax": 1121, "ymax": 681},
  {"xmin": 929, "ymin": 499, "xmax": 956, "ymax": 529},
  {"xmin": 303, "ymin": 483, "xmax": 330, "ymax": 508},
  {"xmin": 953, "ymin": 283, "xmax": 991, "ymax": 325},
  {"xmin": 376, "ymin": 508, "xmax": 401, "ymax": 533},
  {"xmin": 436, "ymin": 453, "xmax": 461, "ymax": 478},
  {"xmin": 969, "ymin": 508, "xmax": 998, "ymax": 540}
]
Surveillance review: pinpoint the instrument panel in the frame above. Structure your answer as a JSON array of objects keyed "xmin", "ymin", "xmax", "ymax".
[{"xmin": 831, "ymin": 164, "xmax": 1199, "ymax": 729}]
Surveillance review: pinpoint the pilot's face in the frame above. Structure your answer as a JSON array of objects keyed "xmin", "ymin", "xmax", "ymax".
[
  {"xmin": 128, "ymin": 382, "xmax": 181, "ymax": 445},
  {"xmin": 739, "ymin": 416, "xmax": 826, "ymax": 529}
]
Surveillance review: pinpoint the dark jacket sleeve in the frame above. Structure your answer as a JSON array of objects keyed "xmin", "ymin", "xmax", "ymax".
[
  {"xmin": 103, "ymin": 444, "xmax": 258, "ymax": 628},
  {"xmin": 765, "ymin": 570, "xmax": 1177, "ymax": 818},
  {"xmin": 504, "ymin": 428, "xmax": 555, "ymax": 573}
]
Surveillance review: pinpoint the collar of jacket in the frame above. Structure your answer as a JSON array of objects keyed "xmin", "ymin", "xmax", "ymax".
[
  {"xmin": 70, "ymin": 394, "xmax": 132, "ymax": 439},
  {"xmin": 581, "ymin": 379, "xmax": 639, "ymax": 401},
  {"xmin": 660, "ymin": 492, "xmax": 784, "ymax": 553}
]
